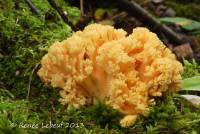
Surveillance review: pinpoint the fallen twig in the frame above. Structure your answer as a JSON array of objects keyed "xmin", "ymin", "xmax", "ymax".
[
  {"xmin": 110, "ymin": 11, "xmax": 128, "ymax": 21},
  {"xmin": 47, "ymin": 0, "xmax": 76, "ymax": 31},
  {"xmin": 24, "ymin": 0, "xmax": 42, "ymax": 17},
  {"xmin": 98, "ymin": 12, "xmax": 128, "ymax": 26},
  {"xmin": 114, "ymin": 0, "xmax": 186, "ymax": 45},
  {"xmin": 0, "ymin": 88, "xmax": 14, "ymax": 98},
  {"xmin": 80, "ymin": 0, "xmax": 84, "ymax": 16},
  {"xmin": 27, "ymin": 63, "xmax": 39, "ymax": 100}
]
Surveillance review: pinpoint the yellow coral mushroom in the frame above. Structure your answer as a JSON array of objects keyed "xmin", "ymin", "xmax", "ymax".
[{"xmin": 37, "ymin": 24, "xmax": 183, "ymax": 127}]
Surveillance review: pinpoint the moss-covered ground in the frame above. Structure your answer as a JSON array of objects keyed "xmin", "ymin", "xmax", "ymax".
[{"xmin": 0, "ymin": 0, "xmax": 200, "ymax": 133}]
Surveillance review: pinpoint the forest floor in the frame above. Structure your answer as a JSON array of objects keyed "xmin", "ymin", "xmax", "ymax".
[{"xmin": 0, "ymin": 0, "xmax": 200, "ymax": 134}]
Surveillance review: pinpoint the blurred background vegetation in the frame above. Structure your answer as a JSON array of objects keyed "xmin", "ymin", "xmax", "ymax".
[{"xmin": 0, "ymin": 0, "xmax": 200, "ymax": 133}]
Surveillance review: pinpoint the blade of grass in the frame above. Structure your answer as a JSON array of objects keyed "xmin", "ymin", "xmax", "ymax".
[{"xmin": 182, "ymin": 76, "xmax": 200, "ymax": 91}]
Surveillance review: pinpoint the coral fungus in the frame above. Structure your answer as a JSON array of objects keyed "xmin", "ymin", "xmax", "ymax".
[{"xmin": 37, "ymin": 24, "xmax": 183, "ymax": 127}]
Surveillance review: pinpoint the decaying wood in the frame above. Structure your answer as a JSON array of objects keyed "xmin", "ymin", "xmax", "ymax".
[
  {"xmin": 47, "ymin": 0, "xmax": 76, "ymax": 31},
  {"xmin": 114, "ymin": 0, "xmax": 186, "ymax": 45},
  {"xmin": 173, "ymin": 43, "xmax": 193, "ymax": 59}
]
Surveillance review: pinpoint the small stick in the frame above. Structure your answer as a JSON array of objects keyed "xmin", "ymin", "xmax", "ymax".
[
  {"xmin": 80, "ymin": 0, "xmax": 84, "ymax": 16},
  {"xmin": 27, "ymin": 63, "xmax": 39, "ymax": 100},
  {"xmin": 47, "ymin": 0, "xmax": 76, "ymax": 31},
  {"xmin": 24, "ymin": 0, "xmax": 42, "ymax": 17},
  {"xmin": 0, "ymin": 88, "xmax": 14, "ymax": 98},
  {"xmin": 114, "ymin": 0, "xmax": 186, "ymax": 45},
  {"xmin": 110, "ymin": 11, "xmax": 128, "ymax": 21}
]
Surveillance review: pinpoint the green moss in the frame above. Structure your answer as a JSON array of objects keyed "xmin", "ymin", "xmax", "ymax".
[
  {"xmin": 166, "ymin": 0, "xmax": 200, "ymax": 22},
  {"xmin": 0, "ymin": 0, "xmax": 200, "ymax": 134},
  {"xmin": 0, "ymin": 0, "xmax": 73, "ymax": 98},
  {"xmin": 182, "ymin": 60, "xmax": 200, "ymax": 79},
  {"xmin": 1, "ymin": 93, "xmax": 200, "ymax": 133}
]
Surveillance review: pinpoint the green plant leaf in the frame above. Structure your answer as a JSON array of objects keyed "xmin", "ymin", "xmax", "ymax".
[
  {"xmin": 160, "ymin": 17, "xmax": 200, "ymax": 31},
  {"xmin": 182, "ymin": 76, "xmax": 200, "ymax": 91}
]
